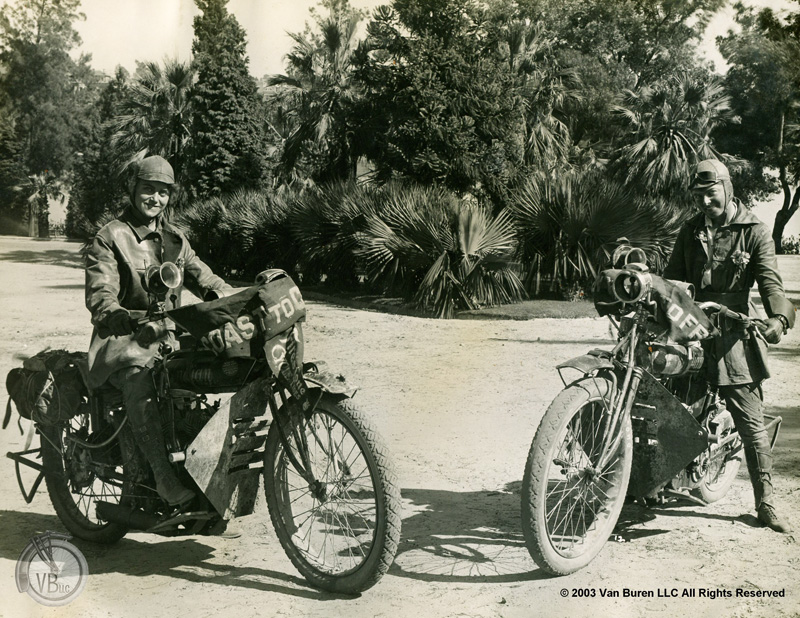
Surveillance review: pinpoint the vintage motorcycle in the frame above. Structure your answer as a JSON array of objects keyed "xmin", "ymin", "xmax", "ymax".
[
  {"xmin": 520, "ymin": 249, "xmax": 781, "ymax": 576},
  {"xmin": 5, "ymin": 265, "xmax": 401, "ymax": 594}
]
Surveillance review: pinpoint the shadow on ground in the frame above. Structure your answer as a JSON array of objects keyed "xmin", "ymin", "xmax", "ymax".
[
  {"xmin": 391, "ymin": 484, "xmax": 547, "ymax": 583},
  {"xmin": 0, "ymin": 249, "xmax": 83, "ymax": 269},
  {"xmin": 614, "ymin": 499, "xmax": 762, "ymax": 535},
  {"xmin": 0, "ymin": 510, "xmax": 343, "ymax": 600}
]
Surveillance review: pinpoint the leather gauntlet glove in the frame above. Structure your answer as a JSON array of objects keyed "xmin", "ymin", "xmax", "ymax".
[{"xmin": 106, "ymin": 309, "xmax": 134, "ymax": 337}]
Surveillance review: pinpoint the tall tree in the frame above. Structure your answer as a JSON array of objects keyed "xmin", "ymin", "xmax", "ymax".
[
  {"xmin": 0, "ymin": 0, "xmax": 98, "ymax": 235},
  {"xmin": 187, "ymin": 0, "xmax": 267, "ymax": 198},
  {"xmin": 353, "ymin": 0, "xmax": 525, "ymax": 204},
  {"xmin": 517, "ymin": 0, "xmax": 725, "ymax": 88},
  {"xmin": 67, "ymin": 66, "xmax": 132, "ymax": 237},
  {"xmin": 512, "ymin": 0, "xmax": 726, "ymax": 163},
  {"xmin": 493, "ymin": 19, "xmax": 581, "ymax": 171},
  {"xmin": 717, "ymin": 5, "xmax": 800, "ymax": 251},
  {"xmin": 266, "ymin": 0, "xmax": 367, "ymax": 184},
  {"xmin": 0, "ymin": 117, "xmax": 27, "ymax": 234}
]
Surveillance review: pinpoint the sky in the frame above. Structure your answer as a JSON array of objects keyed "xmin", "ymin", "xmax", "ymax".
[
  {"xmin": 66, "ymin": 0, "xmax": 797, "ymax": 80},
  {"xmin": 73, "ymin": 0, "xmax": 384, "ymax": 80}
]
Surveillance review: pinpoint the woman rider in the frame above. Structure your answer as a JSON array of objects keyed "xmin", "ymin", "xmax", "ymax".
[
  {"xmin": 85, "ymin": 156, "xmax": 231, "ymax": 506},
  {"xmin": 664, "ymin": 158, "xmax": 795, "ymax": 533}
]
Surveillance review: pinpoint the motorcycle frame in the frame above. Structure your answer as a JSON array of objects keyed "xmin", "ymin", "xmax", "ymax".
[
  {"xmin": 556, "ymin": 301, "xmax": 783, "ymax": 501},
  {"xmin": 5, "ymin": 323, "xmax": 359, "ymax": 516}
]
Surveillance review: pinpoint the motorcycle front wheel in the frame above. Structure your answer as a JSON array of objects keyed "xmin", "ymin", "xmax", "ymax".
[
  {"xmin": 264, "ymin": 394, "xmax": 401, "ymax": 594},
  {"xmin": 40, "ymin": 411, "xmax": 134, "ymax": 544},
  {"xmin": 521, "ymin": 377, "xmax": 632, "ymax": 576}
]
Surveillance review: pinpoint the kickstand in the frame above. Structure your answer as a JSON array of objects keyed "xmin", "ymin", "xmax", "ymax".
[{"xmin": 662, "ymin": 488, "xmax": 706, "ymax": 506}]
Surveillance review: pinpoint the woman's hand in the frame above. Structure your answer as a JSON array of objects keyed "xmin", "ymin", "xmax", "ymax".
[
  {"xmin": 106, "ymin": 309, "xmax": 134, "ymax": 337},
  {"xmin": 758, "ymin": 317, "xmax": 784, "ymax": 344}
]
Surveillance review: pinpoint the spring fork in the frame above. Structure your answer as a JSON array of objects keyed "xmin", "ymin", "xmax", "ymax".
[{"xmin": 595, "ymin": 324, "xmax": 640, "ymax": 471}]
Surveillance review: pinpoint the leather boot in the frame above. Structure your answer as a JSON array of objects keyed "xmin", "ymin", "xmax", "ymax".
[
  {"xmin": 127, "ymin": 392, "xmax": 195, "ymax": 507},
  {"xmin": 757, "ymin": 502, "xmax": 792, "ymax": 533},
  {"xmin": 745, "ymin": 447, "xmax": 791, "ymax": 533},
  {"xmin": 743, "ymin": 446, "xmax": 769, "ymax": 507}
]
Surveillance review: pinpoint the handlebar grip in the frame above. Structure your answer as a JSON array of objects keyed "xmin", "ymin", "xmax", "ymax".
[{"xmin": 96, "ymin": 315, "xmax": 140, "ymax": 339}]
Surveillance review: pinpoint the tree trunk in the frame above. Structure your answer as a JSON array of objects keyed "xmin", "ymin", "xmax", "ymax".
[
  {"xmin": 772, "ymin": 183, "xmax": 799, "ymax": 254},
  {"xmin": 37, "ymin": 199, "xmax": 50, "ymax": 238},
  {"xmin": 771, "ymin": 111, "xmax": 798, "ymax": 253},
  {"xmin": 27, "ymin": 200, "xmax": 38, "ymax": 237}
]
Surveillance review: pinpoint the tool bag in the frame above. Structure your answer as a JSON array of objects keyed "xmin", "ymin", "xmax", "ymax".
[{"xmin": 4, "ymin": 349, "xmax": 89, "ymax": 428}]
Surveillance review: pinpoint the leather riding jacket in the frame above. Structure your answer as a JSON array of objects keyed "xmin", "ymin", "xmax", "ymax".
[
  {"xmin": 85, "ymin": 208, "xmax": 230, "ymax": 388},
  {"xmin": 664, "ymin": 202, "xmax": 795, "ymax": 385}
]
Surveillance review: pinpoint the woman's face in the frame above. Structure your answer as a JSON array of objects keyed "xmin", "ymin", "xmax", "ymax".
[
  {"xmin": 692, "ymin": 182, "xmax": 727, "ymax": 224},
  {"xmin": 133, "ymin": 180, "xmax": 171, "ymax": 221}
]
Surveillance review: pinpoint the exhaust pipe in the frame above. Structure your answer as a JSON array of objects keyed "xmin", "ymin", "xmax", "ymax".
[{"xmin": 96, "ymin": 501, "xmax": 159, "ymax": 531}]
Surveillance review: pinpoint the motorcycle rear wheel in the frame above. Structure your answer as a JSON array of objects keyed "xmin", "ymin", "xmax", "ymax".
[
  {"xmin": 264, "ymin": 394, "xmax": 401, "ymax": 594},
  {"xmin": 40, "ymin": 412, "xmax": 133, "ymax": 544},
  {"xmin": 521, "ymin": 377, "xmax": 632, "ymax": 576},
  {"xmin": 690, "ymin": 438, "xmax": 742, "ymax": 504}
]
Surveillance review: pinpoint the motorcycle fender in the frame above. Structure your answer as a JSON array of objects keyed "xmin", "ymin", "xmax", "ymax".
[
  {"xmin": 627, "ymin": 370, "xmax": 709, "ymax": 497},
  {"xmin": 556, "ymin": 349, "xmax": 614, "ymax": 377},
  {"xmin": 303, "ymin": 361, "xmax": 357, "ymax": 398}
]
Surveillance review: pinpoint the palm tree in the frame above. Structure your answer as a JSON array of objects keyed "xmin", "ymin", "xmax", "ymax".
[
  {"xmin": 498, "ymin": 20, "xmax": 581, "ymax": 170},
  {"xmin": 110, "ymin": 58, "xmax": 194, "ymax": 181},
  {"xmin": 509, "ymin": 171, "xmax": 684, "ymax": 296},
  {"xmin": 266, "ymin": 6, "xmax": 365, "ymax": 183},
  {"xmin": 612, "ymin": 74, "xmax": 733, "ymax": 193},
  {"xmin": 358, "ymin": 183, "xmax": 525, "ymax": 318}
]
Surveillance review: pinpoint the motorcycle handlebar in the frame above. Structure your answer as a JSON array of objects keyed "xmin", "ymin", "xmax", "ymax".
[
  {"xmin": 96, "ymin": 310, "xmax": 160, "ymax": 341},
  {"xmin": 698, "ymin": 301, "xmax": 767, "ymax": 333}
]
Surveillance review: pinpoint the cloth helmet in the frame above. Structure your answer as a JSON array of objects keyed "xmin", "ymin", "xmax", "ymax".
[
  {"xmin": 136, "ymin": 156, "xmax": 175, "ymax": 184},
  {"xmin": 691, "ymin": 159, "xmax": 733, "ymax": 206}
]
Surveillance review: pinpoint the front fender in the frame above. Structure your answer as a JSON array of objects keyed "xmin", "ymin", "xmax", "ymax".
[
  {"xmin": 556, "ymin": 348, "xmax": 614, "ymax": 376},
  {"xmin": 303, "ymin": 361, "xmax": 357, "ymax": 397}
]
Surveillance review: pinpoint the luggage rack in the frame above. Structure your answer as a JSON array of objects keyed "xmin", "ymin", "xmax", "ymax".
[{"xmin": 6, "ymin": 447, "xmax": 45, "ymax": 504}]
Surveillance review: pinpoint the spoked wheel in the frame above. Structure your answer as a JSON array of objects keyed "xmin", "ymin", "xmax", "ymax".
[
  {"xmin": 691, "ymin": 429, "xmax": 742, "ymax": 504},
  {"xmin": 40, "ymin": 411, "xmax": 134, "ymax": 544},
  {"xmin": 264, "ymin": 395, "xmax": 401, "ymax": 594},
  {"xmin": 521, "ymin": 377, "xmax": 632, "ymax": 575}
]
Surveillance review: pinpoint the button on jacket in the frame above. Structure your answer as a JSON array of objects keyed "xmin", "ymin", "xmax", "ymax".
[
  {"xmin": 85, "ymin": 209, "xmax": 230, "ymax": 388},
  {"xmin": 664, "ymin": 202, "xmax": 795, "ymax": 385}
]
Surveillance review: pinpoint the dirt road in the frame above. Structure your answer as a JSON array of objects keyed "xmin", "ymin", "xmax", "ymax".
[{"xmin": 0, "ymin": 236, "xmax": 798, "ymax": 618}]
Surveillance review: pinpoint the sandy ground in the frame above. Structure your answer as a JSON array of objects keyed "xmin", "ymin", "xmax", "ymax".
[{"xmin": 0, "ymin": 236, "xmax": 798, "ymax": 618}]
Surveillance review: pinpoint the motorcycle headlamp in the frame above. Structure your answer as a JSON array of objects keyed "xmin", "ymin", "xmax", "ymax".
[
  {"xmin": 143, "ymin": 262, "xmax": 183, "ymax": 296},
  {"xmin": 611, "ymin": 270, "xmax": 651, "ymax": 304}
]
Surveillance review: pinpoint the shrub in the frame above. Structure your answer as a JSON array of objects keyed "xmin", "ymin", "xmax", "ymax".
[
  {"xmin": 509, "ymin": 171, "xmax": 685, "ymax": 296},
  {"xmin": 358, "ymin": 183, "xmax": 525, "ymax": 318},
  {"xmin": 782, "ymin": 236, "xmax": 800, "ymax": 255},
  {"xmin": 175, "ymin": 189, "xmax": 297, "ymax": 281},
  {"xmin": 288, "ymin": 180, "xmax": 380, "ymax": 288},
  {"xmin": 172, "ymin": 195, "xmax": 236, "ymax": 277},
  {"xmin": 224, "ymin": 189, "xmax": 297, "ymax": 279}
]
